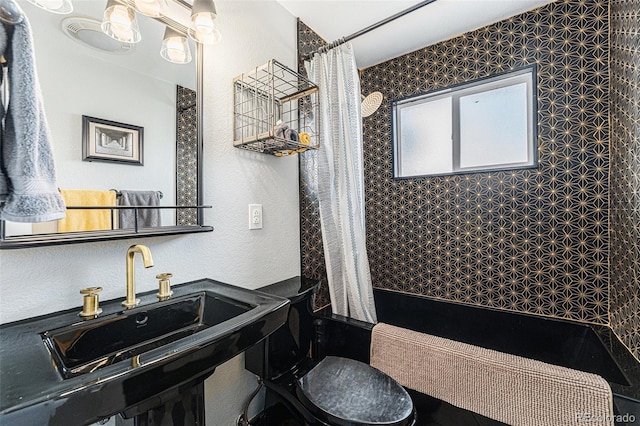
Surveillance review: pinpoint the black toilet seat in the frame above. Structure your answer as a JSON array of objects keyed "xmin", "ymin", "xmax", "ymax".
[{"xmin": 296, "ymin": 356, "xmax": 415, "ymax": 426}]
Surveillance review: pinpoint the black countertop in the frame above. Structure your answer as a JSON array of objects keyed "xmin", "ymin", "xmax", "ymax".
[
  {"xmin": 0, "ymin": 278, "xmax": 290, "ymax": 425},
  {"xmin": 255, "ymin": 275, "xmax": 319, "ymax": 302}
]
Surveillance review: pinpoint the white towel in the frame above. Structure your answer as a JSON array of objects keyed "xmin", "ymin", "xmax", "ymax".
[{"xmin": 0, "ymin": 1, "xmax": 65, "ymax": 222}]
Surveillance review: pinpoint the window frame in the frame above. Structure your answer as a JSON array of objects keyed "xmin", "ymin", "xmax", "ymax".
[{"xmin": 391, "ymin": 66, "xmax": 538, "ymax": 179}]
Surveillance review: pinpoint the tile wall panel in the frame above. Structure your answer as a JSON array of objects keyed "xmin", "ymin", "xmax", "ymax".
[
  {"xmin": 359, "ymin": 0, "xmax": 609, "ymax": 324},
  {"xmin": 298, "ymin": 21, "xmax": 331, "ymax": 310},
  {"xmin": 177, "ymin": 85, "xmax": 198, "ymax": 226},
  {"xmin": 299, "ymin": 0, "xmax": 611, "ymax": 323},
  {"xmin": 610, "ymin": 0, "xmax": 640, "ymax": 358}
]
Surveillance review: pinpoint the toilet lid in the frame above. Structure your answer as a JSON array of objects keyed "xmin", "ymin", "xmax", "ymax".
[{"xmin": 296, "ymin": 356, "xmax": 414, "ymax": 426}]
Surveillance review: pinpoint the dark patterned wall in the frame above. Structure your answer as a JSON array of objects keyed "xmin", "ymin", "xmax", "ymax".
[
  {"xmin": 359, "ymin": 0, "xmax": 609, "ymax": 324},
  {"xmin": 176, "ymin": 85, "xmax": 198, "ymax": 226},
  {"xmin": 298, "ymin": 0, "xmax": 613, "ymax": 323},
  {"xmin": 298, "ymin": 20, "xmax": 331, "ymax": 310},
  {"xmin": 610, "ymin": 0, "xmax": 640, "ymax": 358}
]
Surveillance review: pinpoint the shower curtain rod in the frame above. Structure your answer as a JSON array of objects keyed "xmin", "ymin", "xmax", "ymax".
[{"xmin": 302, "ymin": 0, "xmax": 437, "ymax": 60}]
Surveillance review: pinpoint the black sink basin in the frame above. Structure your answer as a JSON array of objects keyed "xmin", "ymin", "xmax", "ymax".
[
  {"xmin": 0, "ymin": 278, "xmax": 290, "ymax": 426},
  {"xmin": 43, "ymin": 292, "xmax": 253, "ymax": 379}
]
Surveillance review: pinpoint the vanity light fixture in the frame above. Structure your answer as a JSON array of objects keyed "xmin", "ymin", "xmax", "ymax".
[
  {"xmin": 26, "ymin": 0, "xmax": 73, "ymax": 14},
  {"xmin": 160, "ymin": 26, "xmax": 192, "ymax": 64},
  {"xmin": 101, "ymin": 0, "xmax": 141, "ymax": 44},
  {"xmin": 133, "ymin": 0, "xmax": 167, "ymax": 18},
  {"xmin": 188, "ymin": 0, "xmax": 221, "ymax": 45}
]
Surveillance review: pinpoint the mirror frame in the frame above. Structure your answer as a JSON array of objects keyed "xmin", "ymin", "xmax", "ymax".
[{"xmin": 0, "ymin": 0, "xmax": 212, "ymax": 249}]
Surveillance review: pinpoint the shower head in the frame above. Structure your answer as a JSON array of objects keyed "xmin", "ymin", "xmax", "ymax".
[{"xmin": 361, "ymin": 91, "xmax": 383, "ymax": 117}]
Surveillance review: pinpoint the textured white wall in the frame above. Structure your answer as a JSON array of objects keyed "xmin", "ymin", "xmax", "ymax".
[{"xmin": 0, "ymin": 1, "xmax": 298, "ymax": 424}]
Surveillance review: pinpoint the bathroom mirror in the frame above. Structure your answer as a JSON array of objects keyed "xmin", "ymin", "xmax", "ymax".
[{"xmin": 0, "ymin": 0, "xmax": 212, "ymax": 249}]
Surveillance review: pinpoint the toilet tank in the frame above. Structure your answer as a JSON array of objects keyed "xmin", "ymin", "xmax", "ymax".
[{"xmin": 245, "ymin": 277, "xmax": 319, "ymax": 380}]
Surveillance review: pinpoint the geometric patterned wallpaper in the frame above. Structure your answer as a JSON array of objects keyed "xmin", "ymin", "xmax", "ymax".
[
  {"xmin": 299, "ymin": 0, "xmax": 613, "ymax": 323},
  {"xmin": 297, "ymin": 21, "xmax": 331, "ymax": 310},
  {"xmin": 609, "ymin": 0, "xmax": 640, "ymax": 358},
  {"xmin": 176, "ymin": 85, "xmax": 198, "ymax": 226},
  {"xmin": 358, "ymin": 0, "xmax": 610, "ymax": 325}
]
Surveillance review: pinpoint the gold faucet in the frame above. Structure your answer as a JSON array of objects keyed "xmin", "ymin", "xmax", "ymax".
[{"xmin": 123, "ymin": 244, "xmax": 154, "ymax": 308}]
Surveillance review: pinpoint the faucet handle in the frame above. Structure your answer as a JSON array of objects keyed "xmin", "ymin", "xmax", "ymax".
[
  {"xmin": 156, "ymin": 273, "xmax": 173, "ymax": 300},
  {"xmin": 79, "ymin": 286, "xmax": 103, "ymax": 317}
]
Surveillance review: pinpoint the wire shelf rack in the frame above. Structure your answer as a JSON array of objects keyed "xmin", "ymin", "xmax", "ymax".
[{"xmin": 233, "ymin": 59, "xmax": 319, "ymax": 156}]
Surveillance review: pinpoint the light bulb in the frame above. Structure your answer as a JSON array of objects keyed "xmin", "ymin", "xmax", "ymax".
[
  {"xmin": 161, "ymin": 27, "xmax": 192, "ymax": 64},
  {"xmin": 166, "ymin": 38, "xmax": 187, "ymax": 62},
  {"xmin": 188, "ymin": 0, "xmax": 221, "ymax": 45},
  {"xmin": 39, "ymin": 0, "xmax": 64, "ymax": 9},
  {"xmin": 108, "ymin": 6, "xmax": 133, "ymax": 41},
  {"xmin": 27, "ymin": 0, "xmax": 73, "ymax": 14},
  {"xmin": 189, "ymin": 13, "xmax": 221, "ymax": 44},
  {"xmin": 134, "ymin": 0, "xmax": 166, "ymax": 17},
  {"xmin": 102, "ymin": 0, "xmax": 141, "ymax": 44},
  {"xmin": 193, "ymin": 13, "xmax": 214, "ymax": 34}
]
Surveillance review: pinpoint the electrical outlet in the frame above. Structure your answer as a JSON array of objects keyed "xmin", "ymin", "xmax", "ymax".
[{"xmin": 249, "ymin": 204, "xmax": 262, "ymax": 229}]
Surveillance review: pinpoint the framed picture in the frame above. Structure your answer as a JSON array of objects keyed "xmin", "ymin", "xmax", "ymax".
[{"xmin": 82, "ymin": 115, "xmax": 143, "ymax": 165}]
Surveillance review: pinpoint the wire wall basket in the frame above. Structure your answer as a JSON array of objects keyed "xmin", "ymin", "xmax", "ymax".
[{"xmin": 233, "ymin": 59, "xmax": 320, "ymax": 156}]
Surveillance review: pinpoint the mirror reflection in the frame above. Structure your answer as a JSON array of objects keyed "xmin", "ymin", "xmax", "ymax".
[{"xmin": 4, "ymin": 0, "xmax": 196, "ymax": 237}]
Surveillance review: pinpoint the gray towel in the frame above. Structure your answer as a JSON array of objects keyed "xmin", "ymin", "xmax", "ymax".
[
  {"xmin": 274, "ymin": 122, "xmax": 299, "ymax": 142},
  {"xmin": 274, "ymin": 121, "xmax": 288, "ymax": 139},
  {"xmin": 0, "ymin": 1, "xmax": 66, "ymax": 222},
  {"xmin": 118, "ymin": 190, "xmax": 162, "ymax": 229}
]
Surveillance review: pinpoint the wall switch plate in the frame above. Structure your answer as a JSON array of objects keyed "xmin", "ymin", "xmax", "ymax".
[{"xmin": 249, "ymin": 204, "xmax": 262, "ymax": 230}]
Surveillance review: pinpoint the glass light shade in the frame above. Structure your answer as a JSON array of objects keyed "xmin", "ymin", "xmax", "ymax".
[
  {"xmin": 26, "ymin": 0, "xmax": 73, "ymax": 14},
  {"xmin": 101, "ymin": 0, "xmax": 141, "ymax": 44},
  {"xmin": 134, "ymin": 0, "xmax": 167, "ymax": 17},
  {"xmin": 160, "ymin": 27, "xmax": 192, "ymax": 64},
  {"xmin": 188, "ymin": 0, "xmax": 221, "ymax": 45}
]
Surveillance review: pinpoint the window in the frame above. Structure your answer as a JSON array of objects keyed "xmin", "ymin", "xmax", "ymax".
[{"xmin": 392, "ymin": 67, "xmax": 537, "ymax": 178}]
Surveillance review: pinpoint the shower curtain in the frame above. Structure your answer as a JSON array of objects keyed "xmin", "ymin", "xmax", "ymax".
[{"xmin": 306, "ymin": 43, "xmax": 377, "ymax": 323}]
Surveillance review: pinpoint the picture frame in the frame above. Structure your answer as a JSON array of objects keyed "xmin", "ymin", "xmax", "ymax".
[{"xmin": 82, "ymin": 115, "xmax": 144, "ymax": 165}]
